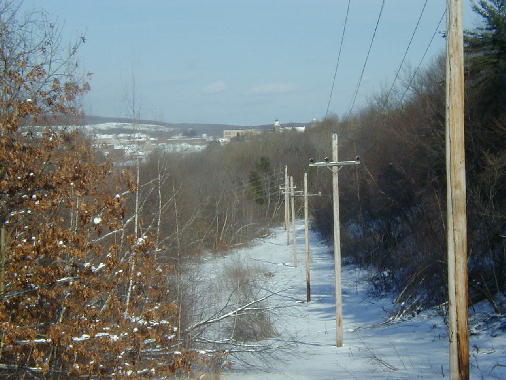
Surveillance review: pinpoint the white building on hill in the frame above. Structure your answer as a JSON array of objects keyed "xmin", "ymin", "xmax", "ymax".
[{"xmin": 273, "ymin": 119, "xmax": 305, "ymax": 133}]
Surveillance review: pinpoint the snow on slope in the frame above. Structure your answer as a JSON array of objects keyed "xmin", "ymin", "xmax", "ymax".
[
  {"xmin": 82, "ymin": 123, "xmax": 209, "ymax": 156},
  {"xmin": 33, "ymin": 122, "xmax": 210, "ymax": 156},
  {"xmin": 200, "ymin": 222, "xmax": 506, "ymax": 380},
  {"xmin": 83, "ymin": 122, "xmax": 174, "ymax": 134}
]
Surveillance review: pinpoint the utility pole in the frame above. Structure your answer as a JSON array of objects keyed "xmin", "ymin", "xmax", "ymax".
[
  {"xmin": 303, "ymin": 172, "xmax": 320, "ymax": 302},
  {"xmin": 280, "ymin": 175, "xmax": 298, "ymax": 250},
  {"xmin": 290, "ymin": 176, "xmax": 297, "ymax": 267},
  {"xmin": 309, "ymin": 133, "xmax": 360, "ymax": 347},
  {"xmin": 293, "ymin": 173, "xmax": 320, "ymax": 301},
  {"xmin": 280, "ymin": 170, "xmax": 292, "ymax": 246},
  {"xmin": 304, "ymin": 173, "xmax": 310, "ymax": 302},
  {"xmin": 446, "ymin": 1, "xmax": 469, "ymax": 379},
  {"xmin": 284, "ymin": 165, "xmax": 289, "ymax": 232}
]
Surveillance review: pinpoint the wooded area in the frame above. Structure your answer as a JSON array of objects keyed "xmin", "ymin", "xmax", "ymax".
[{"xmin": 0, "ymin": 0, "xmax": 504, "ymax": 378}]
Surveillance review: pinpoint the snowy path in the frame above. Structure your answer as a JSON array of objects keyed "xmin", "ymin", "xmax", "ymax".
[{"xmin": 208, "ymin": 222, "xmax": 506, "ymax": 380}]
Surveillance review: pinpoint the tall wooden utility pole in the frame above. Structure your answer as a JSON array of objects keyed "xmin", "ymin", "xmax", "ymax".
[
  {"xmin": 303, "ymin": 172, "xmax": 320, "ymax": 302},
  {"xmin": 304, "ymin": 173, "xmax": 311, "ymax": 302},
  {"xmin": 285, "ymin": 167, "xmax": 290, "ymax": 245},
  {"xmin": 446, "ymin": 0, "xmax": 469, "ymax": 378},
  {"xmin": 309, "ymin": 133, "xmax": 360, "ymax": 347},
  {"xmin": 331, "ymin": 134, "xmax": 344, "ymax": 347},
  {"xmin": 284, "ymin": 165, "xmax": 289, "ymax": 232},
  {"xmin": 283, "ymin": 176, "xmax": 309, "ymax": 268},
  {"xmin": 290, "ymin": 176, "xmax": 297, "ymax": 267},
  {"xmin": 292, "ymin": 173, "xmax": 321, "ymax": 301}
]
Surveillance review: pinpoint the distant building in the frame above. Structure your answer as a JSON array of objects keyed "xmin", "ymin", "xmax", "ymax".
[
  {"xmin": 273, "ymin": 119, "xmax": 306, "ymax": 133},
  {"xmin": 223, "ymin": 129, "xmax": 261, "ymax": 142},
  {"xmin": 274, "ymin": 119, "xmax": 282, "ymax": 133}
]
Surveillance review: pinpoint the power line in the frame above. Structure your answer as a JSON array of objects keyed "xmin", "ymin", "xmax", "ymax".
[
  {"xmin": 325, "ymin": 0, "xmax": 352, "ymax": 118},
  {"xmin": 214, "ymin": 173, "xmax": 285, "ymax": 198},
  {"xmin": 346, "ymin": 0, "xmax": 386, "ymax": 118},
  {"xmin": 217, "ymin": 177, "xmax": 283, "ymax": 198},
  {"xmin": 400, "ymin": 9, "xmax": 447, "ymax": 104},
  {"xmin": 385, "ymin": 0, "xmax": 429, "ymax": 104}
]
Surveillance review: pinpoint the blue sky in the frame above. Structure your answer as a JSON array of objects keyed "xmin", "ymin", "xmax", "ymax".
[{"xmin": 23, "ymin": 1, "xmax": 480, "ymax": 125}]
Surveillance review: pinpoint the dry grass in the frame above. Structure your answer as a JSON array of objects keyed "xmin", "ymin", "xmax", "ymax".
[{"xmin": 222, "ymin": 258, "xmax": 278, "ymax": 342}]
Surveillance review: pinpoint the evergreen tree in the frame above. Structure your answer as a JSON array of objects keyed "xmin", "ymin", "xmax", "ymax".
[{"xmin": 465, "ymin": 0, "xmax": 506, "ymax": 118}]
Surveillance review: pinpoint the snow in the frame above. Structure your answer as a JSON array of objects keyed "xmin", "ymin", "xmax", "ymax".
[
  {"xmin": 72, "ymin": 334, "xmax": 90, "ymax": 342},
  {"xmin": 93, "ymin": 216, "xmax": 102, "ymax": 224},
  {"xmin": 92, "ymin": 263, "xmax": 106, "ymax": 272},
  {"xmin": 198, "ymin": 222, "xmax": 506, "ymax": 380}
]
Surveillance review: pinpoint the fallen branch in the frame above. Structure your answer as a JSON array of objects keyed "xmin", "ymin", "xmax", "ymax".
[{"xmin": 185, "ymin": 291, "xmax": 276, "ymax": 333}]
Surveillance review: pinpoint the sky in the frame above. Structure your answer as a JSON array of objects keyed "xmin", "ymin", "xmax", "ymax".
[{"xmin": 22, "ymin": 1, "xmax": 481, "ymax": 126}]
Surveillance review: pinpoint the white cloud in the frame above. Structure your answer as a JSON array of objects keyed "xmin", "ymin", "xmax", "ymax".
[
  {"xmin": 202, "ymin": 80, "xmax": 227, "ymax": 94},
  {"xmin": 248, "ymin": 82, "xmax": 298, "ymax": 95}
]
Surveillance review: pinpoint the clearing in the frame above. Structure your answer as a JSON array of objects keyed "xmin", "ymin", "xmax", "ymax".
[{"xmin": 198, "ymin": 222, "xmax": 506, "ymax": 379}]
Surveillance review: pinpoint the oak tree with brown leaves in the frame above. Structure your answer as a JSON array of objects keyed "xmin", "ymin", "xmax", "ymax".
[{"xmin": 0, "ymin": 2, "xmax": 192, "ymax": 378}]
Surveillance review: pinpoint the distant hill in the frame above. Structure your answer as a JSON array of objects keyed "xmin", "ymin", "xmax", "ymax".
[
  {"xmin": 83, "ymin": 116, "xmax": 309, "ymax": 137},
  {"xmin": 31, "ymin": 114, "xmax": 309, "ymax": 138},
  {"xmin": 83, "ymin": 115, "xmax": 173, "ymax": 128}
]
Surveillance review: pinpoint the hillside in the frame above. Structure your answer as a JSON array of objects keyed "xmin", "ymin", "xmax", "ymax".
[{"xmin": 81, "ymin": 115, "xmax": 307, "ymax": 138}]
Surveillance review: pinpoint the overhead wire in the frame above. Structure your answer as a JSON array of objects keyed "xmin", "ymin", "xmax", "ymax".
[
  {"xmin": 203, "ymin": 4, "xmax": 445, "ymax": 211},
  {"xmin": 216, "ymin": 175, "xmax": 284, "ymax": 197},
  {"xmin": 399, "ymin": 9, "xmax": 447, "ymax": 104},
  {"xmin": 385, "ymin": 0, "xmax": 429, "ymax": 105},
  {"xmin": 325, "ymin": 0, "xmax": 352, "ymax": 118},
  {"xmin": 211, "ymin": 172, "xmax": 286, "ymax": 199},
  {"xmin": 345, "ymin": 0, "xmax": 386, "ymax": 118}
]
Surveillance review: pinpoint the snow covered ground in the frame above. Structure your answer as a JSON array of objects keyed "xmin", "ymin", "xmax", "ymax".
[{"xmin": 200, "ymin": 222, "xmax": 506, "ymax": 380}]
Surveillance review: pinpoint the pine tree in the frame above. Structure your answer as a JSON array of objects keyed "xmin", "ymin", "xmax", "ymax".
[{"xmin": 465, "ymin": 0, "xmax": 506, "ymax": 118}]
